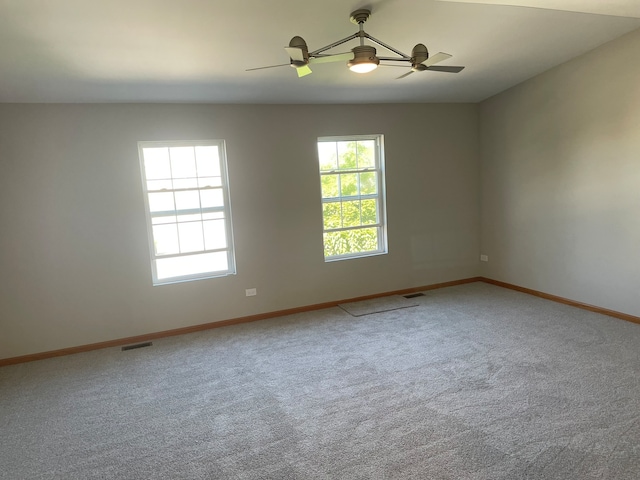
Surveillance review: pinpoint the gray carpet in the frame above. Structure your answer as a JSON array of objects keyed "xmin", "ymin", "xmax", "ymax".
[
  {"xmin": 1, "ymin": 282, "xmax": 639, "ymax": 479},
  {"xmin": 338, "ymin": 294, "xmax": 418, "ymax": 316}
]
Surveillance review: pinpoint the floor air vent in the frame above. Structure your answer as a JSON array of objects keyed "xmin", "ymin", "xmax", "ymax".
[
  {"xmin": 403, "ymin": 293, "xmax": 425, "ymax": 299},
  {"xmin": 121, "ymin": 342, "xmax": 152, "ymax": 351}
]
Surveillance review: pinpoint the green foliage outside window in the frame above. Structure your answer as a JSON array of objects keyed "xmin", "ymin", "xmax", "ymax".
[
  {"xmin": 318, "ymin": 139, "xmax": 382, "ymax": 258},
  {"xmin": 323, "ymin": 228, "xmax": 379, "ymax": 258}
]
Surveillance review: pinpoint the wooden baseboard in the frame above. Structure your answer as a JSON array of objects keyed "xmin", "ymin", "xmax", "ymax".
[
  {"xmin": 480, "ymin": 277, "xmax": 640, "ymax": 325},
  {"xmin": 0, "ymin": 277, "xmax": 481, "ymax": 367},
  {"xmin": 4, "ymin": 276, "xmax": 637, "ymax": 367}
]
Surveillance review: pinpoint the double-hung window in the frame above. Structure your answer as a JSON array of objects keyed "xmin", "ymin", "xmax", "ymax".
[
  {"xmin": 317, "ymin": 135, "xmax": 387, "ymax": 260},
  {"xmin": 138, "ymin": 140, "xmax": 236, "ymax": 285}
]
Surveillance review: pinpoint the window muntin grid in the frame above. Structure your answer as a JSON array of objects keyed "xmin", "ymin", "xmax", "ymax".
[
  {"xmin": 317, "ymin": 135, "xmax": 387, "ymax": 261},
  {"xmin": 138, "ymin": 140, "xmax": 235, "ymax": 285}
]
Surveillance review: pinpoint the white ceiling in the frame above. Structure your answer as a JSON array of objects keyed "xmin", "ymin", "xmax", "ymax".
[
  {"xmin": 0, "ymin": 0, "xmax": 638, "ymax": 103},
  {"xmin": 437, "ymin": 0, "xmax": 640, "ymax": 18}
]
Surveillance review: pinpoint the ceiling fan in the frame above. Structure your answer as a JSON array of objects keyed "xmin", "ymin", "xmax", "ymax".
[{"xmin": 246, "ymin": 8, "xmax": 464, "ymax": 79}]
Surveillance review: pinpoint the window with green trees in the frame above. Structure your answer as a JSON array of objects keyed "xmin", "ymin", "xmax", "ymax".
[{"xmin": 317, "ymin": 135, "xmax": 387, "ymax": 260}]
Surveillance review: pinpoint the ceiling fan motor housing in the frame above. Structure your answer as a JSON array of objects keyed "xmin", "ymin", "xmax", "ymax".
[
  {"xmin": 348, "ymin": 45, "xmax": 380, "ymax": 69},
  {"xmin": 288, "ymin": 36, "xmax": 309, "ymax": 67},
  {"xmin": 411, "ymin": 43, "xmax": 429, "ymax": 70}
]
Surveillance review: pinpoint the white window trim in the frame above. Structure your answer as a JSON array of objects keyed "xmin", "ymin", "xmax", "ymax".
[
  {"xmin": 318, "ymin": 134, "xmax": 388, "ymax": 261},
  {"xmin": 138, "ymin": 139, "xmax": 236, "ymax": 285}
]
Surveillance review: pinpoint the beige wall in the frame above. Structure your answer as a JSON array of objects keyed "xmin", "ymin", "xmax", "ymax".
[
  {"xmin": 480, "ymin": 28, "xmax": 640, "ymax": 317},
  {"xmin": 0, "ymin": 104, "xmax": 481, "ymax": 359}
]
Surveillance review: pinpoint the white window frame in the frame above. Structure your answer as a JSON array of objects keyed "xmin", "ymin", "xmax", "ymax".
[
  {"xmin": 317, "ymin": 134, "xmax": 388, "ymax": 261},
  {"xmin": 138, "ymin": 140, "xmax": 236, "ymax": 285}
]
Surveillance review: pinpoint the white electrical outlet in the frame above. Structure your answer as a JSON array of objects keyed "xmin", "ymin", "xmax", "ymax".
[
  {"xmin": 480, "ymin": 255, "xmax": 489, "ymax": 262},
  {"xmin": 245, "ymin": 288, "xmax": 257, "ymax": 297}
]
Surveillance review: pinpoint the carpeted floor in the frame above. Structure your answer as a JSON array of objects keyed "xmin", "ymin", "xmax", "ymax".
[
  {"xmin": 338, "ymin": 294, "xmax": 418, "ymax": 316},
  {"xmin": 1, "ymin": 282, "xmax": 639, "ymax": 479}
]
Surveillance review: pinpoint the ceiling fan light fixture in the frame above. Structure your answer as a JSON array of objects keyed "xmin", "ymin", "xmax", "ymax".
[
  {"xmin": 349, "ymin": 62, "xmax": 378, "ymax": 74},
  {"xmin": 348, "ymin": 45, "xmax": 379, "ymax": 73}
]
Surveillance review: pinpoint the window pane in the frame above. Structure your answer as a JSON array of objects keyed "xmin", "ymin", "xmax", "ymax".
[
  {"xmin": 195, "ymin": 146, "xmax": 221, "ymax": 177},
  {"xmin": 148, "ymin": 192, "xmax": 175, "ymax": 212},
  {"xmin": 170, "ymin": 147, "xmax": 197, "ymax": 178},
  {"xmin": 178, "ymin": 222, "xmax": 204, "ymax": 253},
  {"xmin": 361, "ymin": 199, "xmax": 378, "ymax": 225},
  {"xmin": 322, "ymin": 202, "xmax": 341, "ymax": 230},
  {"xmin": 340, "ymin": 174, "xmax": 358, "ymax": 197},
  {"xmin": 342, "ymin": 201, "xmax": 361, "ymax": 227},
  {"xmin": 338, "ymin": 141, "xmax": 358, "ymax": 170},
  {"xmin": 200, "ymin": 189, "xmax": 224, "ymax": 208},
  {"xmin": 203, "ymin": 219, "xmax": 227, "ymax": 250},
  {"xmin": 318, "ymin": 142, "xmax": 337, "ymax": 171},
  {"xmin": 153, "ymin": 224, "xmax": 179, "ymax": 255},
  {"xmin": 174, "ymin": 190, "xmax": 201, "ymax": 211},
  {"xmin": 357, "ymin": 141, "xmax": 375, "ymax": 168},
  {"xmin": 321, "ymin": 174, "xmax": 339, "ymax": 198},
  {"xmin": 324, "ymin": 227, "xmax": 379, "ymax": 257},
  {"xmin": 359, "ymin": 172, "xmax": 377, "ymax": 195},
  {"xmin": 349, "ymin": 227, "xmax": 379, "ymax": 253},
  {"xmin": 323, "ymin": 231, "xmax": 346, "ymax": 258},
  {"xmin": 143, "ymin": 147, "xmax": 171, "ymax": 180},
  {"xmin": 156, "ymin": 251, "xmax": 228, "ymax": 280}
]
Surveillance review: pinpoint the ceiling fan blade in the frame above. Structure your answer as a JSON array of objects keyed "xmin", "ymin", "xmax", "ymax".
[
  {"xmin": 285, "ymin": 47, "xmax": 306, "ymax": 62},
  {"xmin": 426, "ymin": 65, "xmax": 465, "ymax": 73},
  {"xmin": 309, "ymin": 52, "xmax": 354, "ymax": 64},
  {"xmin": 297, "ymin": 65, "xmax": 313, "ymax": 77},
  {"xmin": 423, "ymin": 52, "xmax": 452, "ymax": 67},
  {"xmin": 396, "ymin": 71, "xmax": 414, "ymax": 80},
  {"xmin": 246, "ymin": 64, "xmax": 290, "ymax": 72},
  {"xmin": 433, "ymin": 0, "xmax": 640, "ymax": 18}
]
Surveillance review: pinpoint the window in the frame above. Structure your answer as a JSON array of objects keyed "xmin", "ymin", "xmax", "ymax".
[
  {"xmin": 317, "ymin": 135, "xmax": 387, "ymax": 260},
  {"xmin": 138, "ymin": 140, "xmax": 236, "ymax": 285}
]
